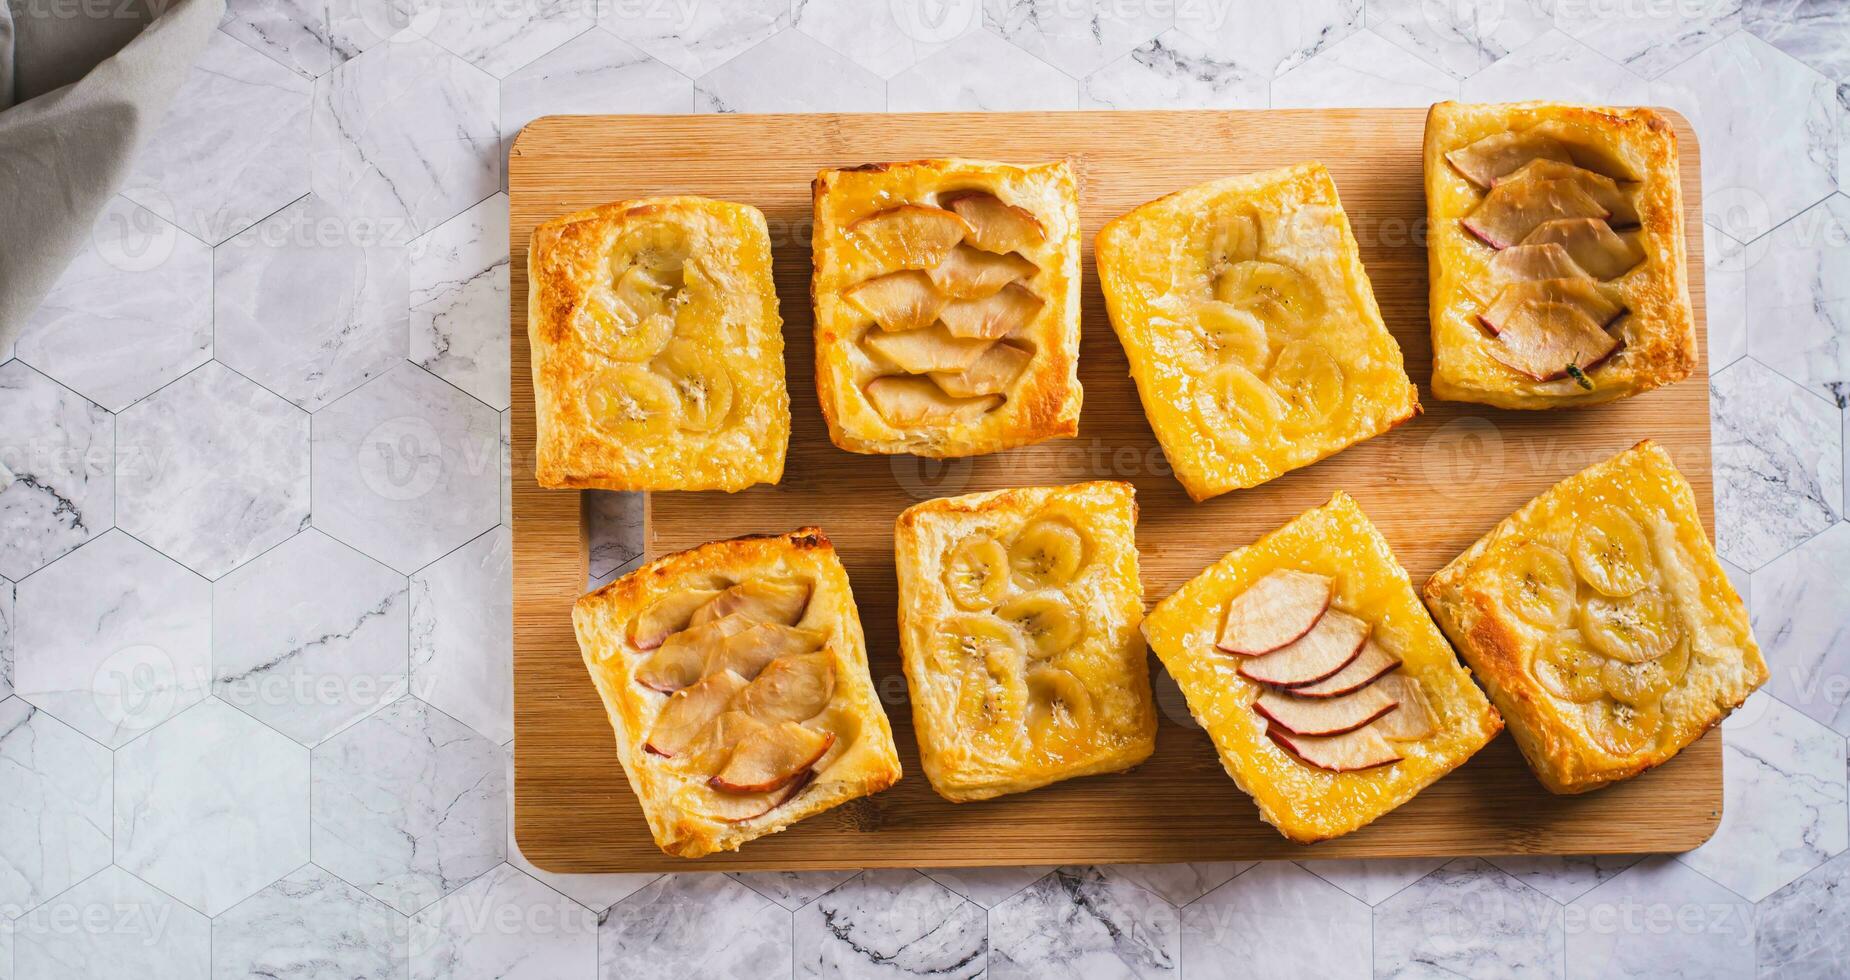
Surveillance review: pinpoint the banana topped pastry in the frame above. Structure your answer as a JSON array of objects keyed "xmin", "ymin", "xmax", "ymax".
[
  {"xmin": 573, "ymin": 528, "xmax": 901, "ymax": 857},
  {"xmin": 1096, "ymin": 163, "xmax": 1418, "ymax": 501},
  {"xmin": 811, "ymin": 158, "xmax": 1082, "ymax": 458},
  {"xmin": 528, "ymin": 196, "xmax": 789, "ymax": 490},
  {"xmin": 1425, "ymin": 101, "xmax": 1697, "ymax": 409}
]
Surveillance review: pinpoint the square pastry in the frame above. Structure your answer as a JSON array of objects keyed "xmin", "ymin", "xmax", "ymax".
[
  {"xmin": 1422, "ymin": 441, "xmax": 1764, "ymax": 794},
  {"xmin": 1425, "ymin": 101, "xmax": 1697, "ymax": 409},
  {"xmin": 572, "ymin": 527, "xmax": 901, "ymax": 857},
  {"xmin": 811, "ymin": 158, "xmax": 1083, "ymax": 458},
  {"xmin": 1142, "ymin": 492, "xmax": 1501, "ymax": 842},
  {"xmin": 893, "ymin": 481, "xmax": 1156, "ymax": 802},
  {"xmin": 527, "ymin": 196, "xmax": 790, "ymax": 490},
  {"xmin": 1096, "ymin": 163, "xmax": 1418, "ymax": 501}
]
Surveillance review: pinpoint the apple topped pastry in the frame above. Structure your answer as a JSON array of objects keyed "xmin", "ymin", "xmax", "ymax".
[
  {"xmin": 894, "ymin": 481, "xmax": 1156, "ymax": 802},
  {"xmin": 1423, "ymin": 441, "xmax": 1764, "ymax": 794},
  {"xmin": 573, "ymin": 527, "xmax": 901, "ymax": 857},
  {"xmin": 528, "ymin": 196, "xmax": 789, "ymax": 490},
  {"xmin": 812, "ymin": 158, "xmax": 1082, "ymax": 457},
  {"xmin": 1095, "ymin": 163, "xmax": 1419, "ymax": 500},
  {"xmin": 1142, "ymin": 492, "xmax": 1501, "ymax": 842},
  {"xmin": 1425, "ymin": 101, "xmax": 1697, "ymax": 409}
]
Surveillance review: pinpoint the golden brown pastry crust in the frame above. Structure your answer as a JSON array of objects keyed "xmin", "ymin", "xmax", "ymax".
[
  {"xmin": 811, "ymin": 158, "xmax": 1082, "ymax": 457},
  {"xmin": 528, "ymin": 196, "xmax": 789, "ymax": 490},
  {"xmin": 894, "ymin": 481, "xmax": 1156, "ymax": 802},
  {"xmin": 1142, "ymin": 492, "xmax": 1502, "ymax": 843},
  {"xmin": 1096, "ymin": 163, "xmax": 1419, "ymax": 501},
  {"xmin": 1422, "ymin": 440, "xmax": 1765, "ymax": 794},
  {"xmin": 1425, "ymin": 101, "xmax": 1697, "ymax": 409},
  {"xmin": 572, "ymin": 528, "xmax": 901, "ymax": 857}
]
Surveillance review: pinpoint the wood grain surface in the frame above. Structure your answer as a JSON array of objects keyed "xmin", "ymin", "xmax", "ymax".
[{"xmin": 509, "ymin": 109, "xmax": 1715, "ymax": 873}]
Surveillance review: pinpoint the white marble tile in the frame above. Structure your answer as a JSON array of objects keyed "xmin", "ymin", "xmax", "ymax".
[
  {"xmin": 1680, "ymin": 692, "xmax": 1849, "ymax": 901},
  {"xmin": 411, "ymin": 193, "xmax": 510, "ymax": 411},
  {"xmin": 114, "ymin": 699, "xmax": 310, "ymax": 915},
  {"xmin": 213, "ymin": 863, "xmax": 408, "ymax": 980},
  {"xmin": 1183, "ymin": 862, "xmax": 1370, "ymax": 979},
  {"xmin": 1651, "ymin": 33, "xmax": 1842, "ymax": 242},
  {"xmin": 985, "ymin": 0, "xmax": 1170, "ymax": 77},
  {"xmin": 1173, "ymin": 0, "xmax": 1363, "ymax": 78},
  {"xmin": 1368, "ymin": 0, "xmax": 1552, "ymax": 78},
  {"xmin": 794, "ymin": 0, "xmax": 977, "ymax": 79},
  {"xmin": 1373, "ymin": 858, "xmax": 1564, "ymax": 979},
  {"xmin": 1461, "ymin": 28, "xmax": 1651, "ymax": 104},
  {"xmin": 1747, "ymin": 0, "xmax": 1850, "ymax": 83},
  {"xmin": 1489, "ymin": 854, "xmax": 1642, "ymax": 905},
  {"xmin": 311, "ymin": 361, "xmax": 502, "ymax": 575},
  {"xmin": 1755, "ymin": 849, "xmax": 1850, "ymax": 976},
  {"xmin": 794, "ymin": 870, "xmax": 986, "ymax": 978},
  {"xmin": 422, "ymin": 0, "xmax": 596, "ymax": 77},
  {"xmin": 1748, "ymin": 194, "xmax": 1850, "ymax": 405},
  {"xmin": 1709, "ymin": 359, "xmax": 1842, "ymax": 570},
  {"xmin": 889, "ymin": 27, "xmax": 1077, "ymax": 111},
  {"xmin": 500, "ymin": 31, "xmax": 693, "ymax": 184},
  {"xmin": 124, "ymin": 31, "xmax": 313, "ymax": 244},
  {"xmin": 13, "ymin": 531, "xmax": 210, "ymax": 747},
  {"xmin": 14, "ymin": 198, "xmax": 211, "ymax": 411},
  {"xmin": 10, "ymin": 866, "xmax": 210, "ymax": 980},
  {"xmin": 0, "ymin": 700, "xmax": 112, "ymax": 915},
  {"xmin": 412, "ymin": 863, "xmax": 596, "ymax": 980},
  {"xmin": 0, "ymin": 581, "xmax": 13, "ymax": 702},
  {"xmin": 1564, "ymin": 858, "xmax": 1754, "ymax": 979},
  {"xmin": 213, "ymin": 193, "xmax": 410, "ymax": 410},
  {"xmin": 503, "ymin": 749, "xmax": 657, "ymax": 913},
  {"xmin": 922, "ymin": 866, "xmax": 1054, "ymax": 908},
  {"xmin": 1080, "ymin": 31, "xmax": 1268, "ymax": 110},
  {"xmin": 989, "ymin": 866, "xmax": 1178, "ymax": 978},
  {"xmin": 1720, "ymin": 554, "xmax": 1752, "ymax": 610},
  {"xmin": 694, "ymin": 29, "xmax": 885, "ymax": 113},
  {"xmin": 1299, "ymin": 857, "xmax": 1444, "ymax": 905},
  {"xmin": 115, "ymin": 362, "xmax": 311, "ymax": 579},
  {"xmin": 1272, "ymin": 29, "xmax": 1460, "ymax": 108},
  {"xmin": 601, "ymin": 874, "xmax": 794, "ymax": 980},
  {"xmin": 214, "ymin": 529, "xmax": 409, "ymax": 745},
  {"xmin": 1555, "ymin": 0, "xmax": 1740, "ymax": 77},
  {"xmin": 219, "ymin": 0, "xmax": 404, "ymax": 79},
  {"xmin": 410, "ymin": 526, "xmax": 510, "ymax": 744},
  {"xmin": 1754, "ymin": 522, "xmax": 1850, "ymax": 734},
  {"xmin": 599, "ymin": 0, "xmax": 787, "ymax": 78},
  {"xmin": 1102, "ymin": 862, "xmax": 1253, "ymax": 907},
  {"xmin": 311, "ymin": 38, "xmax": 499, "ymax": 243},
  {"xmin": 0, "ymin": 362, "xmax": 113, "ymax": 581},
  {"xmin": 312, "ymin": 697, "xmax": 507, "ymax": 914},
  {"xmin": 500, "ymin": 409, "xmax": 512, "ymax": 527},
  {"xmin": 730, "ymin": 870, "xmax": 857, "ymax": 911},
  {"xmin": 1705, "ymin": 223, "xmax": 1750, "ymax": 372},
  {"xmin": 584, "ymin": 490, "xmax": 643, "ymax": 588}
]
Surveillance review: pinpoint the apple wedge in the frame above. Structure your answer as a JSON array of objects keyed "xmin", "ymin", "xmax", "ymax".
[
  {"xmin": 1520, "ymin": 218, "xmax": 1646, "ymax": 281},
  {"xmin": 643, "ymin": 669, "xmax": 748, "ymax": 758},
  {"xmin": 844, "ymin": 270, "xmax": 947, "ymax": 333},
  {"xmin": 737, "ymin": 650, "xmax": 837, "ymax": 724},
  {"xmin": 1488, "ymin": 243, "xmax": 1593, "ymax": 286},
  {"xmin": 634, "ymin": 613, "xmax": 755, "ymax": 692},
  {"xmin": 1286, "ymin": 638, "xmax": 1401, "ymax": 698},
  {"xmin": 704, "ymin": 623, "xmax": 827, "ymax": 681},
  {"xmin": 709, "ymin": 721, "xmax": 835, "ymax": 794},
  {"xmin": 1461, "ymin": 178, "xmax": 1608, "ymax": 249},
  {"xmin": 1445, "ymin": 130, "xmax": 1574, "ymax": 189},
  {"xmin": 1496, "ymin": 160, "xmax": 1639, "ymax": 226},
  {"xmin": 628, "ymin": 587, "xmax": 723, "ymax": 651},
  {"xmin": 847, "ymin": 205, "xmax": 969, "ymax": 271},
  {"xmin": 1266, "ymin": 723, "xmax": 1402, "ymax": 772},
  {"xmin": 1217, "ymin": 569, "xmax": 1335, "ymax": 655},
  {"xmin": 1484, "ymin": 301, "xmax": 1622, "ymax": 382},
  {"xmin": 927, "ymin": 245, "xmax": 1038, "ymax": 299},
  {"xmin": 943, "ymin": 191, "xmax": 1046, "ymax": 254},
  {"xmin": 701, "ymin": 769, "xmax": 816, "ymax": 822},
  {"xmin": 929, "ymin": 342, "xmax": 1033, "ymax": 398},
  {"xmin": 690, "ymin": 579, "xmax": 811, "ymax": 629},
  {"xmin": 937, "ymin": 283, "xmax": 1044, "ymax": 340},
  {"xmin": 1252, "ymin": 685, "xmax": 1398, "ymax": 737},
  {"xmin": 1371, "ymin": 674, "xmax": 1436, "ymax": 742},
  {"xmin": 1480, "ymin": 278, "xmax": 1624, "ymax": 333},
  {"xmin": 1237, "ymin": 609, "xmax": 1370, "ymax": 687},
  {"xmin": 862, "ymin": 322, "xmax": 995, "ymax": 374},
  {"xmin": 864, "ymin": 376, "xmax": 1002, "ymax": 426}
]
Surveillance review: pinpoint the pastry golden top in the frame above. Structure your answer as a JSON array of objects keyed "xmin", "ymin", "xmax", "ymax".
[
  {"xmin": 572, "ymin": 528, "xmax": 901, "ymax": 857},
  {"xmin": 1142, "ymin": 492, "xmax": 1501, "ymax": 843},
  {"xmin": 894, "ymin": 481, "xmax": 1156, "ymax": 802},
  {"xmin": 1095, "ymin": 163, "xmax": 1419, "ymax": 501},
  {"xmin": 1422, "ymin": 441, "xmax": 1763, "ymax": 794},
  {"xmin": 528, "ymin": 196, "xmax": 789, "ymax": 490},
  {"xmin": 1425, "ymin": 101, "xmax": 1696, "ymax": 409},
  {"xmin": 811, "ymin": 158, "xmax": 1082, "ymax": 458}
]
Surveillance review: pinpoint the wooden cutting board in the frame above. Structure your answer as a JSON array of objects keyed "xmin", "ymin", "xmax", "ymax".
[{"xmin": 509, "ymin": 109, "xmax": 1715, "ymax": 873}]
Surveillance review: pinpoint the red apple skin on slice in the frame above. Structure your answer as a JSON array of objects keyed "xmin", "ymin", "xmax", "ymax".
[
  {"xmin": 629, "ymin": 588, "xmax": 723, "ymax": 650},
  {"xmin": 1266, "ymin": 723, "xmax": 1402, "ymax": 772},
  {"xmin": 1216, "ymin": 569, "xmax": 1335, "ymax": 656},
  {"xmin": 1253, "ymin": 685, "xmax": 1399, "ymax": 737},
  {"xmin": 701, "ymin": 768, "xmax": 816, "ymax": 822},
  {"xmin": 737, "ymin": 651, "xmax": 837, "ymax": 724},
  {"xmin": 1237, "ymin": 609, "xmax": 1370, "ymax": 687},
  {"xmin": 1445, "ymin": 131, "xmax": 1574, "ymax": 188},
  {"xmin": 691, "ymin": 579, "xmax": 811, "ymax": 629},
  {"xmin": 1286, "ymin": 639, "xmax": 1401, "ymax": 698},
  {"xmin": 704, "ymin": 623, "xmax": 827, "ymax": 682},
  {"xmin": 1484, "ymin": 301, "xmax": 1622, "ymax": 382},
  {"xmin": 634, "ymin": 613, "xmax": 757, "ymax": 693},
  {"xmin": 643, "ymin": 669, "xmax": 748, "ymax": 758},
  {"xmin": 1372, "ymin": 674, "xmax": 1437, "ymax": 742},
  {"xmin": 709, "ymin": 722, "xmax": 835, "ymax": 794},
  {"xmin": 1461, "ymin": 178, "xmax": 1608, "ymax": 250}
]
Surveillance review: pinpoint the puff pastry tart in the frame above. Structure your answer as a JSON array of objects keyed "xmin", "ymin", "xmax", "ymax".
[
  {"xmin": 1423, "ymin": 441, "xmax": 1764, "ymax": 794},
  {"xmin": 572, "ymin": 528, "xmax": 901, "ymax": 857},
  {"xmin": 894, "ymin": 481, "xmax": 1156, "ymax": 802},
  {"xmin": 1142, "ymin": 492, "xmax": 1501, "ymax": 842},
  {"xmin": 811, "ymin": 158, "xmax": 1082, "ymax": 457},
  {"xmin": 1096, "ymin": 163, "xmax": 1419, "ymax": 501},
  {"xmin": 1425, "ymin": 101, "xmax": 1697, "ymax": 409},
  {"xmin": 528, "ymin": 196, "xmax": 790, "ymax": 491}
]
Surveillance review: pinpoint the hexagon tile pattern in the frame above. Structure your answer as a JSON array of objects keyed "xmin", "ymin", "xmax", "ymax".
[
  {"xmin": 0, "ymin": 700, "xmax": 112, "ymax": 914},
  {"xmin": 409, "ymin": 526, "xmax": 511, "ymax": 744},
  {"xmin": 10, "ymin": 866, "xmax": 210, "ymax": 980},
  {"xmin": 0, "ymin": 361, "xmax": 113, "ymax": 581},
  {"xmin": 213, "ymin": 865, "xmax": 408, "ymax": 979}
]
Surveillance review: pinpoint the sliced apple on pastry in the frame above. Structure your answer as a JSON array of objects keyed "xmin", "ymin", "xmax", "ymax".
[
  {"xmin": 1370, "ymin": 674, "xmax": 1436, "ymax": 741},
  {"xmin": 1496, "ymin": 159, "xmax": 1639, "ymax": 226},
  {"xmin": 847, "ymin": 205, "xmax": 969, "ymax": 271},
  {"xmin": 1484, "ymin": 301, "xmax": 1622, "ymax": 382},
  {"xmin": 701, "ymin": 769, "xmax": 816, "ymax": 822},
  {"xmin": 1462, "ymin": 178, "xmax": 1609, "ymax": 249},
  {"xmin": 635, "ymin": 613, "xmax": 755, "ymax": 692},
  {"xmin": 737, "ymin": 650, "xmax": 837, "ymax": 723},
  {"xmin": 862, "ymin": 322, "xmax": 995, "ymax": 374},
  {"xmin": 1266, "ymin": 723, "xmax": 1402, "ymax": 772},
  {"xmin": 710, "ymin": 720, "xmax": 836, "ymax": 794},
  {"xmin": 1253, "ymin": 684, "xmax": 1398, "ymax": 737},
  {"xmin": 1237, "ymin": 608, "xmax": 1370, "ymax": 687},
  {"xmin": 1216, "ymin": 569, "xmax": 1334, "ymax": 656},
  {"xmin": 1287, "ymin": 638, "xmax": 1401, "ymax": 698},
  {"xmin": 1445, "ymin": 130, "xmax": 1575, "ymax": 189},
  {"xmin": 643, "ymin": 669, "xmax": 748, "ymax": 757},
  {"xmin": 865, "ymin": 376, "xmax": 1002, "ymax": 426},
  {"xmin": 1480, "ymin": 278, "xmax": 1624, "ymax": 332},
  {"xmin": 844, "ymin": 270, "xmax": 947, "ymax": 332},
  {"xmin": 1520, "ymin": 219, "xmax": 1646, "ymax": 280},
  {"xmin": 943, "ymin": 191, "xmax": 1046, "ymax": 254},
  {"xmin": 927, "ymin": 245, "xmax": 1038, "ymax": 299},
  {"xmin": 929, "ymin": 342, "xmax": 1033, "ymax": 398},
  {"xmin": 705, "ymin": 623, "xmax": 827, "ymax": 681},
  {"xmin": 629, "ymin": 587, "xmax": 723, "ymax": 650},
  {"xmin": 691, "ymin": 579, "xmax": 811, "ymax": 629},
  {"xmin": 937, "ymin": 283, "xmax": 1044, "ymax": 340},
  {"xmin": 1489, "ymin": 243, "xmax": 1593, "ymax": 286}
]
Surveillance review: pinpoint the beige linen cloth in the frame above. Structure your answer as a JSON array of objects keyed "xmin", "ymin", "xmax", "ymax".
[{"xmin": 0, "ymin": 0, "xmax": 223, "ymax": 346}]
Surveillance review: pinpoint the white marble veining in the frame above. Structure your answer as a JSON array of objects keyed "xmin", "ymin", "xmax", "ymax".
[
  {"xmin": 1746, "ymin": 0, "xmax": 1850, "ymax": 82},
  {"xmin": 115, "ymin": 362, "xmax": 312, "ymax": 579},
  {"xmin": 13, "ymin": 531, "xmax": 211, "ymax": 747},
  {"xmin": 989, "ymin": 866, "xmax": 1178, "ymax": 978},
  {"xmin": 1755, "ymin": 849, "xmax": 1850, "ymax": 976},
  {"xmin": 1300, "ymin": 857, "xmax": 1445, "ymax": 905},
  {"xmin": 1369, "ymin": 0, "xmax": 1551, "ymax": 78},
  {"xmin": 985, "ymin": 0, "xmax": 1170, "ymax": 77},
  {"xmin": 1565, "ymin": 858, "xmax": 1756, "ymax": 979},
  {"xmin": 212, "ymin": 864, "xmax": 408, "ymax": 980},
  {"xmin": 889, "ymin": 28, "xmax": 1078, "ymax": 111},
  {"xmin": 500, "ymin": 408, "xmax": 512, "ymax": 527},
  {"xmin": 213, "ymin": 529, "xmax": 409, "ymax": 744},
  {"xmin": 1080, "ymin": 31, "xmax": 1267, "ymax": 110},
  {"xmin": 1373, "ymin": 858, "xmax": 1564, "ymax": 979},
  {"xmin": 410, "ymin": 526, "xmax": 511, "ymax": 744},
  {"xmin": 1104, "ymin": 862, "xmax": 1253, "ymax": 907},
  {"xmin": 794, "ymin": 0, "xmax": 975, "ymax": 79},
  {"xmin": 922, "ymin": 866, "xmax": 1054, "ymax": 909},
  {"xmin": 1273, "ymin": 29, "xmax": 1460, "ymax": 107},
  {"xmin": 1173, "ymin": 0, "xmax": 1362, "ymax": 78},
  {"xmin": 412, "ymin": 863, "xmax": 597, "ymax": 980},
  {"xmin": 1460, "ymin": 28, "xmax": 1652, "ymax": 104},
  {"xmin": 731, "ymin": 870, "xmax": 858, "ymax": 911},
  {"xmin": 1489, "ymin": 854, "xmax": 1643, "ymax": 905},
  {"xmin": 1748, "ymin": 194, "xmax": 1850, "ymax": 406},
  {"xmin": 422, "ymin": 0, "xmax": 596, "ymax": 77},
  {"xmin": 1705, "ymin": 223, "xmax": 1750, "ymax": 372},
  {"xmin": 500, "ymin": 31, "xmax": 693, "ymax": 184},
  {"xmin": 694, "ymin": 28, "xmax": 885, "ymax": 113},
  {"xmin": 1184, "ymin": 862, "xmax": 1370, "ymax": 978},
  {"xmin": 0, "ymin": 362, "xmax": 113, "ymax": 581},
  {"xmin": 0, "ymin": 581, "xmax": 13, "ymax": 702},
  {"xmin": 219, "ymin": 0, "xmax": 401, "ymax": 78},
  {"xmin": 793, "ymin": 870, "xmax": 986, "ymax": 978},
  {"xmin": 411, "ymin": 194, "xmax": 511, "ymax": 411},
  {"xmin": 0, "ymin": 701, "xmax": 112, "ymax": 915},
  {"xmin": 9, "ymin": 865, "xmax": 211, "ymax": 980},
  {"xmin": 1753, "ymin": 522, "xmax": 1850, "ymax": 734},
  {"xmin": 1709, "ymin": 358, "xmax": 1843, "ymax": 569},
  {"xmin": 584, "ymin": 490, "xmax": 643, "ymax": 587},
  {"xmin": 599, "ymin": 0, "xmax": 788, "ymax": 78},
  {"xmin": 602, "ymin": 873, "xmax": 795, "ymax": 980},
  {"xmin": 14, "ymin": 197, "xmax": 212, "ymax": 412},
  {"xmin": 1556, "ymin": 0, "xmax": 1742, "ymax": 78}
]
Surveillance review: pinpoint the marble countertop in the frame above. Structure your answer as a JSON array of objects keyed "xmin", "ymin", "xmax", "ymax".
[{"xmin": 1, "ymin": 0, "xmax": 1847, "ymax": 977}]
